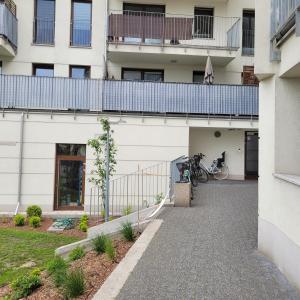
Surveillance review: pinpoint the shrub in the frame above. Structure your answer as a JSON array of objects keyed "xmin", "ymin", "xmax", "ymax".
[
  {"xmin": 122, "ymin": 205, "xmax": 132, "ymax": 216},
  {"xmin": 80, "ymin": 214, "xmax": 88, "ymax": 223},
  {"xmin": 79, "ymin": 222, "xmax": 88, "ymax": 232},
  {"xmin": 93, "ymin": 234, "xmax": 107, "ymax": 255},
  {"xmin": 121, "ymin": 222, "xmax": 135, "ymax": 242},
  {"xmin": 155, "ymin": 193, "xmax": 164, "ymax": 205},
  {"xmin": 29, "ymin": 216, "xmax": 41, "ymax": 228},
  {"xmin": 101, "ymin": 209, "xmax": 105, "ymax": 219},
  {"xmin": 30, "ymin": 268, "xmax": 41, "ymax": 276},
  {"xmin": 105, "ymin": 238, "xmax": 116, "ymax": 261},
  {"xmin": 26, "ymin": 205, "xmax": 42, "ymax": 218},
  {"xmin": 47, "ymin": 256, "xmax": 68, "ymax": 287},
  {"xmin": 63, "ymin": 269, "xmax": 85, "ymax": 299},
  {"xmin": 13, "ymin": 214, "xmax": 25, "ymax": 226},
  {"xmin": 11, "ymin": 273, "xmax": 41, "ymax": 299},
  {"xmin": 69, "ymin": 247, "xmax": 85, "ymax": 261}
]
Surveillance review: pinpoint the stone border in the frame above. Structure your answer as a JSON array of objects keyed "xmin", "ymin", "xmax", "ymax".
[{"xmin": 92, "ymin": 219, "xmax": 163, "ymax": 300}]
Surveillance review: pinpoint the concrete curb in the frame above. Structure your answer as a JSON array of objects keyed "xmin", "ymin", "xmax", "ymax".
[{"xmin": 92, "ymin": 219, "xmax": 163, "ymax": 300}]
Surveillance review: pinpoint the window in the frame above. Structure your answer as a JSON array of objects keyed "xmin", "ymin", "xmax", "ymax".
[
  {"xmin": 33, "ymin": 64, "xmax": 54, "ymax": 77},
  {"xmin": 71, "ymin": 0, "xmax": 92, "ymax": 47},
  {"xmin": 56, "ymin": 144, "xmax": 86, "ymax": 156},
  {"xmin": 194, "ymin": 7, "xmax": 214, "ymax": 39},
  {"xmin": 123, "ymin": 3, "xmax": 165, "ymax": 44},
  {"xmin": 193, "ymin": 71, "xmax": 205, "ymax": 84},
  {"xmin": 33, "ymin": 0, "xmax": 55, "ymax": 44},
  {"xmin": 122, "ymin": 68, "xmax": 164, "ymax": 82},
  {"xmin": 0, "ymin": 61, "xmax": 2, "ymax": 74},
  {"xmin": 70, "ymin": 65, "xmax": 90, "ymax": 79},
  {"xmin": 242, "ymin": 10, "xmax": 255, "ymax": 56}
]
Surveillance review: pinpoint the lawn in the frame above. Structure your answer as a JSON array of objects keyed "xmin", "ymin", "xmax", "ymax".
[{"xmin": 0, "ymin": 228, "xmax": 79, "ymax": 286}]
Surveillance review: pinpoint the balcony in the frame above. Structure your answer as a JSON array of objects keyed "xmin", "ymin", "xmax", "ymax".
[
  {"xmin": 0, "ymin": 0, "xmax": 17, "ymax": 56},
  {"xmin": 0, "ymin": 75, "xmax": 258, "ymax": 118},
  {"xmin": 108, "ymin": 11, "xmax": 241, "ymax": 66},
  {"xmin": 271, "ymin": 0, "xmax": 300, "ymax": 45}
]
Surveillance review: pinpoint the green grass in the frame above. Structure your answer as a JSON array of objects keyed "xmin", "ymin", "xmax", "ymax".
[{"xmin": 0, "ymin": 228, "xmax": 79, "ymax": 287}]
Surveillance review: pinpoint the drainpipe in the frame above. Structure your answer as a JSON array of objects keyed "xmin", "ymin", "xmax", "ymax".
[
  {"xmin": 103, "ymin": 0, "xmax": 109, "ymax": 79},
  {"xmin": 15, "ymin": 112, "xmax": 24, "ymax": 215}
]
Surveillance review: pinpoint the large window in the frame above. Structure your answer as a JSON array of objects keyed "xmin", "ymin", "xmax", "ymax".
[
  {"xmin": 70, "ymin": 65, "xmax": 90, "ymax": 79},
  {"xmin": 193, "ymin": 71, "xmax": 205, "ymax": 84},
  {"xmin": 122, "ymin": 68, "xmax": 164, "ymax": 82},
  {"xmin": 71, "ymin": 0, "xmax": 92, "ymax": 47},
  {"xmin": 194, "ymin": 7, "xmax": 214, "ymax": 39},
  {"xmin": 33, "ymin": 0, "xmax": 55, "ymax": 44},
  {"xmin": 242, "ymin": 10, "xmax": 255, "ymax": 56},
  {"xmin": 33, "ymin": 64, "xmax": 54, "ymax": 77}
]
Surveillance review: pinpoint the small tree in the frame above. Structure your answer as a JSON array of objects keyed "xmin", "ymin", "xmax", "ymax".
[{"xmin": 88, "ymin": 119, "xmax": 117, "ymax": 217}]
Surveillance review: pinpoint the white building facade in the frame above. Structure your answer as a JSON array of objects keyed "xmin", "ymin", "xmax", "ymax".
[
  {"xmin": 0, "ymin": 0, "xmax": 258, "ymax": 213},
  {"xmin": 255, "ymin": 0, "xmax": 300, "ymax": 291}
]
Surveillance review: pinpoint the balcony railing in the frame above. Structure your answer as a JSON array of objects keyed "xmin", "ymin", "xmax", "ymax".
[
  {"xmin": 242, "ymin": 29, "xmax": 254, "ymax": 56},
  {"xmin": 0, "ymin": 75, "xmax": 258, "ymax": 117},
  {"xmin": 0, "ymin": 2, "xmax": 18, "ymax": 50},
  {"xmin": 108, "ymin": 10, "xmax": 241, "ymax": 50},
  {"xmin": 271, "ymin": 0, "xmax": 300, "ymax": 38},
  {"xmin": 33, "ymin": 18, "xmax": 55, "ymax": 45}
]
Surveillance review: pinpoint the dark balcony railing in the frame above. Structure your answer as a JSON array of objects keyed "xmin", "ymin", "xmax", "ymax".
[
  {"xmin": 0, "ymin": 75, "xmax": 258, "ymax": 117},
  {"xmin": 0, "ymin": 2, "xmax": 17, "ymax": 50},
  {"xmin": 70, "ymin": 20, "xmax": 92, "ymax": 47},
  {"xmin": 33, "ymin": 18, "xmax": 55, "ymax": 45},
  {"xmin": 242, "ymin": 29, "xmax": 254, "ymax": 56},
  {"xmin": 108, "ymin": 10, "xmax": 241, "ymax": 50}
]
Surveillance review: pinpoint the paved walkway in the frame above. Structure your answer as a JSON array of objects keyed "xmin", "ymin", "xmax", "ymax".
[{"xmin": 117, "ymin": 181, "xmax": 300, "ymax": 300}]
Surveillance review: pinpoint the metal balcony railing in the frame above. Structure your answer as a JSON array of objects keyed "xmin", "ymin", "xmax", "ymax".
[
  {"xmin": 70, "ymin": 20, "xmax": 92, "ymax": 47},
  {"xmin": 108, "ymin": 10, "xmax": 241, "ymax": 50},
  {"xmin": 33, "ymin": 18, "xmax": 55, "ymax": 45},
  {"xmin": 242, "ymin": 29, "xmax": 254, "ymax": 56},
  {"xmin": 0, "ymin": 2, "xmax": 17, "ymax": 50},
  {"xmin": 0, "ymin": 75, "xmax": 258, "ymax": 118},
  {"xmin": 271, "ymin": 0, "xmax": 300, "ymax": 38}
]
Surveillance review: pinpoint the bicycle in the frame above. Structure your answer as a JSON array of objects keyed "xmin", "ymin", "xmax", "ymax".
[{"xmin": 194, "ymin": 152, "xmax": 229, "ymax": 181}]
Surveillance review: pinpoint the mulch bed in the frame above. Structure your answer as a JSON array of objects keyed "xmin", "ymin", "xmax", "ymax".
[
  {"xmin": 27, "ymin": 239, "xmax": 134, "ymax": 300},
  {"xmin": 0, "ymin": 217, "xmax": 107, "ymax": 239}
]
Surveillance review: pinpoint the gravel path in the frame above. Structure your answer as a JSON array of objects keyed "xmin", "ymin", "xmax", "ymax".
[{"xmin": 117, "ymin": 181, "xmax": 300, "ymax": 300}]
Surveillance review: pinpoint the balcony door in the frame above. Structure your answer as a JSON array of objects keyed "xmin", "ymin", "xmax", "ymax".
[
  {"xmin": 123, "ymin": 3, "xmax": 165, "ymax": 44},
  {"xmin": 245, "ymin": 132, "xmax": 258, "ymax": 178},
  {"xmin": 242, "ymin": 10, "xmax": 255, "ymax": 55},
  {"xmin": 194, "ymin": 7, "xmax": 214, "ymax": 39},
  {"xmin": 54, "ymin": 144, "xmax": 86, "ymax": 210}
]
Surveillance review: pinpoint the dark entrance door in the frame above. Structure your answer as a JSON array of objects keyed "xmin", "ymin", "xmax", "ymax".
[
  {"xmin": 245, "ymin": 132, "xmax": 258, "ymax": 178},
  {"xmin": 54, "ymin": 144, "xmax": 86, "ymax": 210}
]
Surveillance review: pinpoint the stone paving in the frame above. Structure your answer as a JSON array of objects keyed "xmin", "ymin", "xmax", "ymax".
[{"xmin": 117, "ymin": 181, "xmax": 300, "ymax": 300}]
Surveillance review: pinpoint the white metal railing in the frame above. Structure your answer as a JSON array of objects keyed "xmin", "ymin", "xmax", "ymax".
[
  {"xmin": 33, "ymin": 18, "xmax": 55, "ymax": 45},
  {"xmin": 0, "ymin": 2, "xmax": 17, "ymax": 49},
  {"xmin": 89, "ymin": 162, "xmax": 169, "ymax": 218},
  {"xmin": 108, "ymin": 10, "xmax": 240, "ymax": 50}
]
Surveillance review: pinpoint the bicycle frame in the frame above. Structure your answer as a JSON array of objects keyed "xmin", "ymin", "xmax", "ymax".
[{"xmin": 199, "ymin": 157, "xmax": 220, "ymax": 175}]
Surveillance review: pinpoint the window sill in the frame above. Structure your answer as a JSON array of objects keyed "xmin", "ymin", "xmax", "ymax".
[
  {"xmin": 32, "ymin": 43, "xmax": 55, "ymax": 47},
  {"xmin": 69, "ymin": 45, "xmax": 92, "ymax": 49},
  {"xmin": 273, "ymin": 173, "xmax": 300, "ymax": 187}
]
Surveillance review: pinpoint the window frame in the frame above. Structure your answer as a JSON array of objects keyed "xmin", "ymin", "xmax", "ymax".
[
  {"xmin": 69, "ymin": 65, "xmax": 91, "ymax": 79},
  {"xmin": 70, "ymin": 0, "xmax": 93, "ymax": 47},
  {"xmin": 32, "ymin": 63, "xmax": 54, "ymax": 77},
  {"xmin": 194, "ymin": 7, "xmax": 214, "ymax": 39},
  {"xmin": 121, "ymin": 68, "xmax": 164, "ymax": 82},
  {"xmin": 33, "ymin": 0, "xmax": 56, "ymax": 45},
  {"xmin": 193, "ymin": 70, "xmax": 205, "ymax": 84}
]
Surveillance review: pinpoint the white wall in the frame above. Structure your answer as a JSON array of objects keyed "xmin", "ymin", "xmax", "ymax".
[
  {"xmin": 189, "ymin": 127, "xmax": 247, "ymax": 180},
  {"xmin": 1, "ymin": 0, "xmax": 106, "ymax": 78},
  {"xmin": 0, "ymin": 112, "xmax": 257, "ymax": 213}
]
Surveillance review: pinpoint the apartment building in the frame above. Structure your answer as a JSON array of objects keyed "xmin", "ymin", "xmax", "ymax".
[
  {"xmin": 0, "ymin": 0, "xmax": 258, "ymax": 213},
  {"xmin": 255, "ymin": 0, "xmax": 300, "ymax": 290}
]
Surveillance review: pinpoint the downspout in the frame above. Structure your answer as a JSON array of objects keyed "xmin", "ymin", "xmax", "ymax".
[
  {"xmin": 15, "ymin": 112, "xmax": 24, "ymax": 215},
  {"xmin": 103, "ymin": 0, "xmax": 109, "ymax": 79}
]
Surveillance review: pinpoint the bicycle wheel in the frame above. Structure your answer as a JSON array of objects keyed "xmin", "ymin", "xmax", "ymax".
[
  {"xmin": 196, "ymin": 168, "xmax": 209, "ymax": 183},
  {"xmin": 190, "ymin": 172, "xmax": 198, "ymax": 187},
  {"xmin": 214, "ymin": 164, "xmax": 229, "ymax": 180}
]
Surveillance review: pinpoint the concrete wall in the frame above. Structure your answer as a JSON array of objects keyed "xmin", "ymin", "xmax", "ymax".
[
  {"xmin": 0, "ymin": 111, "xmax": 257, "ymax": 213},
  {"xmin": 189, "ymin": 127, "xmax": 247, "ymax": 180}
]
